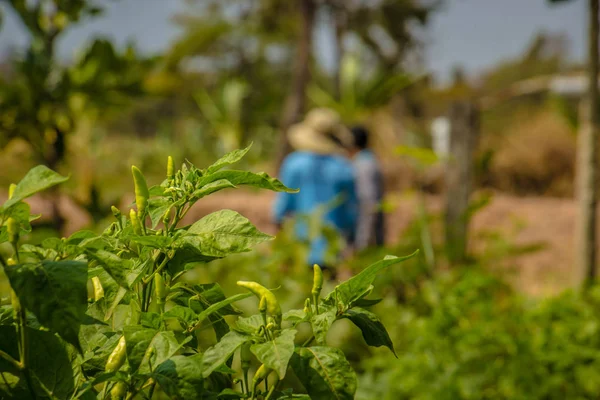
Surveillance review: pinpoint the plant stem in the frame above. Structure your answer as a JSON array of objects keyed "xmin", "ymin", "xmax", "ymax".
[
  {"xmin": 243, "ymin": 369, "xmax": 250, "ymax": 395},
  {"xmin": 0, "ymin": 349, "xmax": 20, "ymax": 369},
  {"xmin": 141, "ymin": 282, "xmax": 149, "ymax": 313},
  {"xmin": 147, "ymin": 381, "xmax": 156, "ymax": 400},
  {"xmin": 302, "ymin": 335, "xmax": 314, "ymax": 347},
  {"xmin": 142, "ymin": 255, "xmax": 170, "ymax": 285},
  {"xmin": 264, "ymin": 381, "xmax": 279, "ymax": 400},
  {"xmin": 169, "ymin": 206, "xmax": 184, "ymax": 234}
]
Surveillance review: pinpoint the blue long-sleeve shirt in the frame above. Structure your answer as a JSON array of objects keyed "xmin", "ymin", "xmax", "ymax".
[{"xmin": 273, "ymin": 151, "xmax": 358, "ymax": 266}]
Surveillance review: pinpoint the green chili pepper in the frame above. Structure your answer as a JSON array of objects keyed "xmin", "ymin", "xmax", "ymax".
[
  {"xmin": 312, "ymin": 264, "xmax": 323, "ymax": 314},
  {"xmin": 6, "ymin": 217, "xmax": 19, "ymax": 246},
  {"xmin": 154, "ymin": 274, "xmax": 167, "ymax": 305},
  {"xmin": 131, "ymin": 166, "xmax": 149, "ymax": 216},
  {"xmin": 167, "ymin": 156, "xmax": 174, "ymax": 180},
  {"xmin": 237, "ymin": 281, "xmax": 282, "ymax": 322},
  {"xmin": 258, "ymin": 296, "xmax": 267, "ymax": 314},
  {"xmin": 312, "ymin": 264, "xmax": 323, "ymax": 297},
  {"xmin": 105, "ymin": 336, "xmax": 127, "ymax": 373},
  {"xmin": 130, "ymin": 209, "xmax": 142, "ymax": 235},
  {"xmin": 92, "ymin": 277, "xmax": 104, "ymax": 301},
  {"xmin": 111, "ymin": 205, "xmax": 121, "ymax": 219},
  {"xmin": 303, "ymin": 298, "xmax": 311, "ymax": 316},
  {"xmin": 110, "ymin": 381, "xmax": 127, "ymax": 400},
  {"xmin": 240, "ymin": 342, "xmax": 252, "ymax": 370},
  {"xmin": 8, "ymin": 183, "xmax": 16, "ymax": 199},
  {"xmin": 252, "ymin": 364, "xmax": 274, "ymax": 388}
]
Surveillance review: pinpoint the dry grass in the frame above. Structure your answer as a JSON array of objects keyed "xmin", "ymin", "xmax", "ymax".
[{"xmin": 486, "ymin": 111, "xmax": 576, "ymax": 196}]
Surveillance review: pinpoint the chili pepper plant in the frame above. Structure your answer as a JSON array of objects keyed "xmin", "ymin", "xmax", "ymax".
[{"xmin": 0, "ymin": 145, "xmax": 416, "ymax": 399}]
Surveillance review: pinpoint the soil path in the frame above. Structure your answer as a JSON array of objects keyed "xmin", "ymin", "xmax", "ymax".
[{"xmin": 14, "ymin": 190, "xmax": 580, "ymax": 296}]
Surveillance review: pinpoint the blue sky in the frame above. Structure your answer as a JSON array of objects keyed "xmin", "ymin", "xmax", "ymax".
[{"xmin": 0, "ymin": 0, "xmax": 587, "ymax": 82}]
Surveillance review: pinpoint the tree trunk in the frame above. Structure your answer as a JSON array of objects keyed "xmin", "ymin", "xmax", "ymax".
[
  {"xmin": 576, "ymin": 0, "xmax": 599, "ymax": 284},
  {"xmin": 276, "ymin": 0, "xmax": 316, "ymax": 168},
  {"xmin": 333, "ymin": 8, "xmax": 345, "ymax": 100},
  {"xmin": 445, "ymin": 101, "xmax": 479, "ymax": 264}
]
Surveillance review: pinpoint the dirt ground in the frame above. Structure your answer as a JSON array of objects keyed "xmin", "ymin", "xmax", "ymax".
[{"xmin": 19, "ymin": 190, "xmax": 584, "ymax": 297}]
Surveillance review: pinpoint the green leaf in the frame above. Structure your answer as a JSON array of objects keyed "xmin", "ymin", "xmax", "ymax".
[
  {"xmin": 141, "ymin": 312, "xmax": 163, "ymax": 330},
  {"xmin": 173, "ymin": 283, "xmax": 241, "ymax": 340},
  {"xmin": 192, "ymin": 283, "xmax": 243, "ymax": 316},
  {"xmin": 179, "ymin": 210, "xmax": 272, "ymax": 258},
  {"xmin": 4, "ymin": 260, "xmax": 87, "ymax": 351},
  {"xmin": 218, "ymin": 388, "xmax": 246, "ymax": 399},
  {"xmin": 66, "ymin": 230, "xmax": 98, "ymax": 245},
  {"xmin": 201, "ymin": 331, "xmax": 250, "ymax": 378},
  {"xmin": 163, "ymin": 306, "xmax": 198, "ymax": 330},
  {"xmin": 234, "ymin": 315, "xmax": 264, "ymax": 334},
  {"xmin": 128, "ymin": 235, "xmax": 173, "ymax": 249},
  {"xmin": 251, "ymin": 329, "xmax": 296, "ymax": 378},
  {"xmin": 290, "ymin": 347, "xmax": 357, "ymax": 400},
  {"xmin": 0, "ymin": 326, "xmax": 75, "ymax": 399},
  {"xmin": 193, "ymin": 293, "xmax": 252, "ymax": 330},
  {"xmin": 351, "ymin": 298, "xmax": 383, "ymax": 308},
  {"xmin": 123, "ymin": 326, "xmax": 189, "ymax": 373},
  {"xmin": 3, "ymin": 201, "xmax": 33, "ymax": 231},
  {"xmin": 148, "ymin": 197, "xmax": 173, "ymax": 228},
  {"xmin": 199, "ymin": 170, "xmax": 297, "ymax": 193},
  {"xmin": 326, "ymin": 252, "xmax": 418, "ymax": 307},
  {"xmin": 153, "ymin": 354, "xmax": 205, "ymax": 399},
  {"xmin": 191, "ymin": 179, "xmax": 236, "ymax": 200},
  {"xmin": 80, "ymin": 331, "xmax": 121, "ymax": 374},
  {"xmin": 3, "ymin": 165, "xmax": 69, "ymax": 209},
  {"xmin": 105, "ymin": 286, "xmax": 127, "ymax": 322},
  {"xmin": 283, "ymin": 309, "xmax": 307, "ymax": 322},
  {"xmin": 86, "ymin": 249, "xmax": 130, "ymax": 288},
  {"xmin": 341, "ymin": 308, "xmax": 395, "ymax": 356},
  {"xmin": 205, "ymin": 144, "xmax": 252, "ymax": 174},
  {"xmin": 311, "ymin": 307, "xmax": 337, "ymax": 345}
]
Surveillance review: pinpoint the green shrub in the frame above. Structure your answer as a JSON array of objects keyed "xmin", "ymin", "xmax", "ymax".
[{"xmin": 0, "ymin": 145, "xmax": 415, "ymax": 400}]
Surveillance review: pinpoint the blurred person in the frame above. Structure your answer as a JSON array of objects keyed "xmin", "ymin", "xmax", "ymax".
[
  {"xmin": 349, "ymin": 126, "xmax": 385, "ymax": 250},
  {"xmin": 273, "ymin": 108, "xmax": 357, "ymax": 272}
]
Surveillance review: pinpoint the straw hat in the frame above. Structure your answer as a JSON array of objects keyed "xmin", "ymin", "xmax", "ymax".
[{"xmin": 287, "ymin": 108, "xmax": 353, "ymax": 154}]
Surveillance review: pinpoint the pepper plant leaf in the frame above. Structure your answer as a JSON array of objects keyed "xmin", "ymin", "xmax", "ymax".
[
  {"xmin": 123, "ymin": 326, "xmax": 189, "ymax": 373},
  {"xmin": 250, "ymin": 328, "xmax": 297, "ymax": 378},
  {"xmin": 86, "ymin": 249, "xmax": 130, "ymax": 288},
  {"xmin": 325, "ymin": 252, "xmax": 418, "ymax": 307},
  {"xmin": 290, "ymin": 346, "xmax": 357, "ymax": 400},
  {"xmin": 341, "ymin": 307, "xmax": 396, "ymax": 356},
  {"xmin": 199, "ymin": 170, "xmax": 298, "ymax": 193},
  {"xmin": 3, "ymin": 165, "xmax": 69, "ymax": 209},
  {"xmin": 311, "ymin": 306, "xmax": 337, "ymax": 345},
  {"xmin": 153, "ymin": 354, "xmax": 206, "ymax": 399},
  {"xmin": 176, "ymin": 210, "xmax": 272, "ymax": 258},
  {"xmin": 205, "ymin": 144, "xmax": 252, "ymax": 174},
  {"xmin": 201, "ymin": 331, "xmax": 250, "ymax": 378},
  {"xmin": 0, "ymin": 326, "xmax": 76, "ymax": 399},
  {"xmin": 4, "ymin": 260, "xmax": 88, "ymax": 351}
]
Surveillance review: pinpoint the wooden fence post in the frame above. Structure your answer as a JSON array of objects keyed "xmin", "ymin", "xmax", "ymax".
[{"xmin": 445, "ymin": 101, "xmax": 479, "ymax": 263}]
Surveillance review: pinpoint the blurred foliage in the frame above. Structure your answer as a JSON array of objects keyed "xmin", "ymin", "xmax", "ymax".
[
  {"xmin": 174, "ymin": 189, "xmax": 600, "ymax": 399},
  {"xmin": 308, "ymin": 54, "xmax": 414, "ymax": 123},
  {"xmin": 0, "ymin": 0, "xmax": 151, "ymax": 170}
]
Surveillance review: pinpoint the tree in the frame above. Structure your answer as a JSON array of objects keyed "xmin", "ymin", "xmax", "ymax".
[
  {"xmin": 0, "ymin": 0, "xmax": 150, "ymax": 230},
  {"xmin": 174, "ymin": 1, "xmax": 438, "ymax": 165},
  {"xmin": 548, "ymin": 0, "xmax": 599, "ymax": 283}
]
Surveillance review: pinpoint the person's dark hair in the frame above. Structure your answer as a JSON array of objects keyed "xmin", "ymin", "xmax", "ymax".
[{"xmin": 351, "ymin": 126, "xmax": 369, "ymax": 149}]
